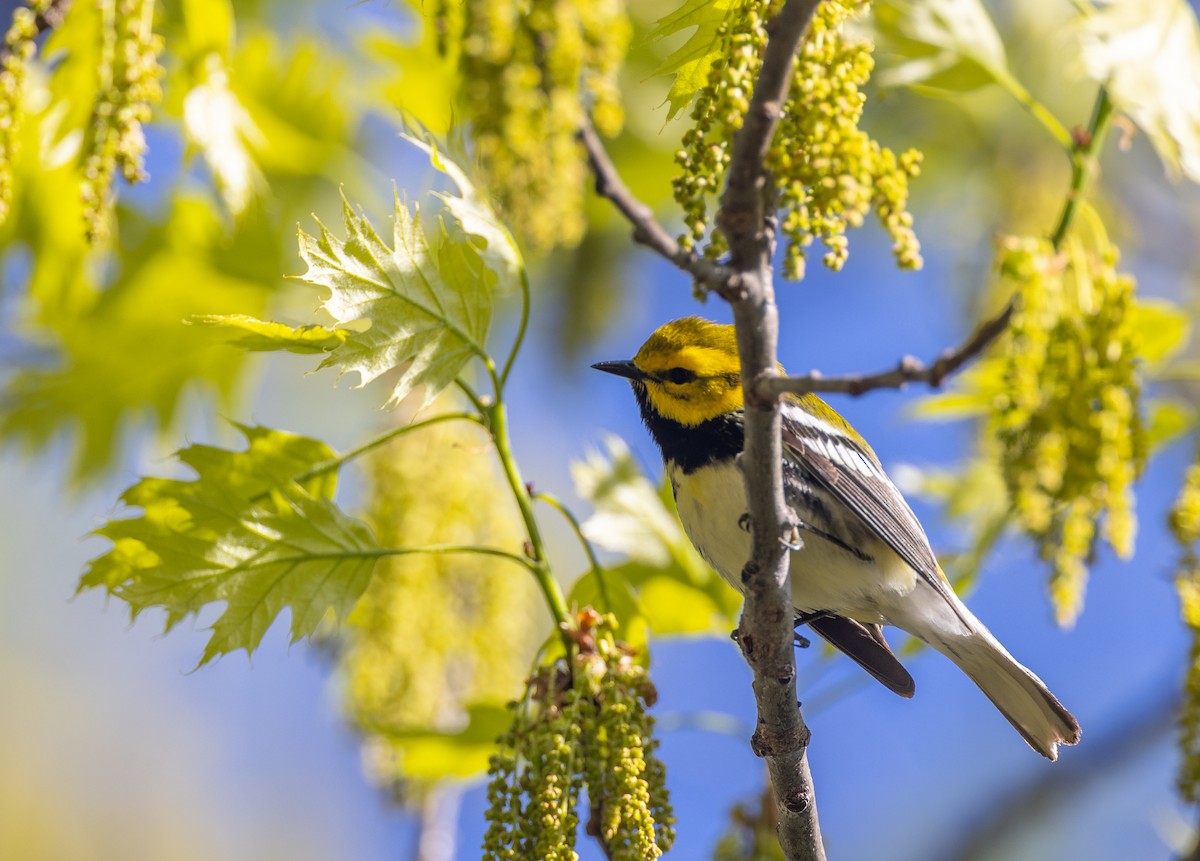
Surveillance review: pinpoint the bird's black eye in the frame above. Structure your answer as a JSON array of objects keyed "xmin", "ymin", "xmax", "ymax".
[{"xmin": 661, "ymin": 367, "xmax": 697, "ymax": 384}]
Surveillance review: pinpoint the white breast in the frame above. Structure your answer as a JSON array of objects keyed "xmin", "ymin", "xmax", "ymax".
[{"xmin": 667, "ymin": 461, "xmax": 918, "ymax": 625}]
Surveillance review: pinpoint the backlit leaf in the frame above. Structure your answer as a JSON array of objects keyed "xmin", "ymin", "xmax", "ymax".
[
  {"xmin": 872, "ymin": 0, "xmax": 1008, "ymax": 93},
  {"xmin": 1079, "ymin": 0, "xmax": 1200, "ymax": 183},
  {"xmin": 573, "ymin": 434, "xmax": 740, "ymax": 636},
  {"xmin": 651, "ymin": 0, "xmax": 742, "ymax": 119},
  {"xmin": 81, "ymin": 425, "xmax": 378, "ymax": 665},
  {"xmin": 294, "ymin": 140, "xmax": 518, "ymax": 409},
  {"xmin": 194, "ymin": 314, "xmax": 348, "ymax": 353}
]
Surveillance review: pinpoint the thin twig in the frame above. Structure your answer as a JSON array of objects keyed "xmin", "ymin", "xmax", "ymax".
[
  {"xmin": 578, "ymin": 116, "xmax": 736, "ymax": 292},
  {"xmin": 758, "ymin": 302, "xmax": 1014, "ymax": 398},
  {"xmin": 715, "ymin": 1, "xmax": 827, "ymax": 860},
  {"xmin": 0, "ymin": 0, "xmax": 72, "ymax": 63}
]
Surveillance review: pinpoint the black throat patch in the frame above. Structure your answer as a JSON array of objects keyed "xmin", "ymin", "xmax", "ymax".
[{"xmin": 633, "ymin": 383, "xmax": 744, "ymax": 473}]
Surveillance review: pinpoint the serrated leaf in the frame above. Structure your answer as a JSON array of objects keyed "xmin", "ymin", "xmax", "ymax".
[
  {"xmin": 651, "ymin": 0, "xmax": 742, "ymax": 119},
  {"xmin": 573, "ymin": 435, "xmax": 690, "ymax": 567},
  {"xmin": 573, "ymin": 434, "xmax": 739, "ymax": 636},
  {"xmin": 872, "ymin": 0, "xmax": 1008, "ymax": 93},
  {"xmin": 296, "ymin": 159, "xmax": 510, "ymax": 409},
  {"xmin": 194, "ymin": 313, "xmax": 348, "ymax": 353},
  {"xmin": 1079, "ymin": 0, "xmax": 1200, "ymax": 183},
  {"xmin": 81, "ymin": 425, "xmax": 378, "ymax": 665},
  {"xmin": 403, "ymin": 132, "xmax": 523, "ymax": 295}
]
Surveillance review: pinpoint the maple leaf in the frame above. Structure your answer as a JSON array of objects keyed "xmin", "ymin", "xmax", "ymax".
[{"xmin": 82, "ymin": 424, "xmax": 380, "ymax": 665}]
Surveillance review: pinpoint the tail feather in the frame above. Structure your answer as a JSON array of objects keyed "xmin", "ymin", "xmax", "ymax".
[
  {"xmin": 885, "ymin": 582, "xmax": 1080, "ymax": 759},
  {"xmin": 938, "ymin": 628, "xmax": 1080, "ymax": 760},
  {"xmin": 809, "ymin": 615, "xmax": 915, "ymax": 698}
]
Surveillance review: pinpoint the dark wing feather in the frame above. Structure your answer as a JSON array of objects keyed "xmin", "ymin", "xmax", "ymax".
[
  {"xmin": 808, "ymin": 615, "xmax": 915, "ymax": 698},
  {"xmin": 780, "ymin": 404, "xmax": 967, "ymax": 621}
]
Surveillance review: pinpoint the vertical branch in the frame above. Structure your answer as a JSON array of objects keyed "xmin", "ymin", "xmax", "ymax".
[{"xmin": 715, "ymin": 1, "xmax": 825, "ymax": 859}]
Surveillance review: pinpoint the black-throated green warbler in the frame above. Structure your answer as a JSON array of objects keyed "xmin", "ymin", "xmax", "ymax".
[{"xmin": 594, "ymin": 317, "xmax": 1080, "ymax": 760}]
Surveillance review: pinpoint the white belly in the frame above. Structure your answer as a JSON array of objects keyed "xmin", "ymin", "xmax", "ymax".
[{"xmin": 667, "ymin": 461, "xmax": 918, "ymax": 624}]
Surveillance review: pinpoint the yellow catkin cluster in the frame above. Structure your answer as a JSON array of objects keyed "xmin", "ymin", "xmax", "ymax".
[
  {"xmin": 80, "ymin": 0, "xmax": 162, "ymax": 242},
  {"xmin": 483, "ymin": 610, "xmax": 674, "ymax": 860},
  {"xmin": 0, "ymin": 0, "xmax": 51, "ymax": 226},
  {"xmin": 1178, "ymin": 557, "xmax": 1200, "ymax": 802},
  {"xmin": 990, "ymin": 235, "xmax": 1144, "ymax": 626},
  {"xmin": 435, "ymin": 0, "xmax": 629, "ymax": 253},
  {"xmin": 338, "ymin": 408, "xmax": 536, "ymax": 794},
  {"xmin": 674, "ymin": 0, "xmax": 921, "ymax": 281}
]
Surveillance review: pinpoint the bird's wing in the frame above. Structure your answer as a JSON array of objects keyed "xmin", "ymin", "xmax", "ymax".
[
  {"xmin": 779, "ymin": 400, "xmax": 965, "ymax": 617},
  {"xmin": 807, "ymin": 615, "xmax": 915, "ymax": 698}
]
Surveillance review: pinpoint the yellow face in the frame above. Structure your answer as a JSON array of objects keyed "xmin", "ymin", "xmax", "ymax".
[{"xmin": 632, "ymin": 317, "xmax": 744, "ymax": 426}]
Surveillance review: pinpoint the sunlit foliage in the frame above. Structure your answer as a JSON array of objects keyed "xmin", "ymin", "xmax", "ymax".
[
  {"xmin": 668, "ymin": 0, "xmax": 921, "ymax": 280},
  {"xmin": 339, "ymin": 404, "xmax": 538, "ymax": 792}
]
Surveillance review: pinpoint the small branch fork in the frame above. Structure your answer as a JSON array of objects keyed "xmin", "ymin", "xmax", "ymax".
[
  {"xmin": 0, "ymin": 0, "xmax": 73, "ymax": 64},
  {"xmin": 760, "ymin": 301, "xmax": 1014, "ymax": 398}
]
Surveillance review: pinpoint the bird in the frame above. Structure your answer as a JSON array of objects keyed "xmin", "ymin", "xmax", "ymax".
[{"xmin": 593, "ymin": 316, "xmax": 1080, "ymax": 760}]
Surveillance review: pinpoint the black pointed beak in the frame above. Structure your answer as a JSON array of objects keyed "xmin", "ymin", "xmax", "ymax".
[{"xmin": 591, "ymin": 360, "xmax": 646, "ymax": 382}]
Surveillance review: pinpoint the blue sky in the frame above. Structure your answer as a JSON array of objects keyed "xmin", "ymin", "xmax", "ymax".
[{"xmin": 2, "ymin": 1, "xmax": 1199, "ymax": 858}]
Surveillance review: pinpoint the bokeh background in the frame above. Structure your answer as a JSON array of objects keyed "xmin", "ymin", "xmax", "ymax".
[{"xmin": 2, "ymin": 0, "xmax": 1199, "ymax": 859}]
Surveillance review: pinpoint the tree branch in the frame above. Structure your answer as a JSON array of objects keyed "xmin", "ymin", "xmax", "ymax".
[
  {"xmin": 0, "ymin": 0, "xmax": 72, "ymax": 64},
  {"xmin": 715, "ymin": 1, "xmax": 826, "ymax": 860},
  {"xmin": 578, "ymin": 116, "xmax": 735, "ymax": 292},
  {"xmin": 758, "ymin": 301, "xmax": 1014, "ymax": 398}
]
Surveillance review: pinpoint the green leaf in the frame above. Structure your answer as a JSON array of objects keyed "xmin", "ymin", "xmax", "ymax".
[
  {"xmin": 295, "ymin": 138, "xmax": 520, "ymax": 409},
  {"xmin": 183, "ymin": 54, "xmax": 266, "ymax": 215},
  {"xmin": 371, "ymin": 704, "xmax": 514, "ymax": 783},
  {"xmin": 651, "ymin": 0, "xmax": 741, "ymax": 119},
  {"xmin": 403, "ymin": 132, "xmax": 523, "ymax": 296},
  {"xmin": 0, "ymin": 198, "xmax": 274, "ymax": 483},
  {"xmin": 81, "ymin": 425, "xmax": 378, "ymax": 665},
  {"xmin": 872, "ymin": 0, "xmax": 1009, "ymax": 93},
  {"xmin": 193, "ymin": 313, "xmax": 348, "ymax": 353},
  {"xmin": 1131, "ymin": 298, "xmax": 1191, "ymax": 365},
  {"xmin": 1146, "ymin": 398, "xmax": 1195, "ymax": 449},
  {"xmin": 572, "ymin": 435, "xmax": 740, "ymax": 637},
  {"xmin": 1079, "ymin": 0, "xmax": 1200, "ymax": 183}
]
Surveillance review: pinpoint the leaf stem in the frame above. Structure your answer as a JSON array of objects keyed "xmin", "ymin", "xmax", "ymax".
[
  {"xmin": 990, "ymin": 67, "xmax": 1073, "ymax": 152},
  {"xmin": 534, "ymin": 491, "xmax": 612, "ymax": 613},
  {"xmin": 481, "ymin": 368, "xmax": 572, "ymax": 642},
  {"xmin": 291, "ymin": 412, "xmax": 483, "ymax": 488},
  {"xmin": 1049, "ymin": 85, "xmax": 1113, "ymax": 251},
  {"xmin": 499, "ymin": 269, "xmax": 532, "ymax": 390}
]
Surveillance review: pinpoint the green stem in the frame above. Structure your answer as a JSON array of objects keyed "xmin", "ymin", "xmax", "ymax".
[
  {"xmin": 1049, "ymin": 85, "xmax": 1113, "ymax": 251},
  {"xmin": 535, "ymin": 491, "xmax": 612, "ymax": 613},
  {"xmin": 991, "ymin": 67, "xmax": 1074, "ymax": 152},
  {"xmin": 482, "ymin": 361, "xmax": 571, "ymax": 640},
  {"xmin": 455, "ymin": 377, "xmax": 491, "ymax": 414},
  {"xmin": 290, "ymin": 412, "xmax": 483, "ymax": 489},
  {"xmin": 499, "ymin": 269, "xmax": 532, "ymax": 390}
]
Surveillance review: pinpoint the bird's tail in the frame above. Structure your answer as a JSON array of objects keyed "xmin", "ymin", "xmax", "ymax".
[
  {"xmin": 938, "ymin": 626, "xmax": 1080, "ymax": 760},
  {"xmin": 889, "ymin": 583, "xmax": 1081, "ymax": 760}
]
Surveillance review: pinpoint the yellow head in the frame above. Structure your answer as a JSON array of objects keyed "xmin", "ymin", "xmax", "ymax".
[{"xmin": 593, "ymin": 317, "xmax": 743, "ymax": 426}]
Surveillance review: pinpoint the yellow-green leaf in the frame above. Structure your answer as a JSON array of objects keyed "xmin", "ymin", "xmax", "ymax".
[
  {"xmin": 194, "ymin": 313, "xmax": 348, "ymax": 353},
  {"xmin": 81, "ymin": 425, "xmax": 376, "ymax": 665},
  {"xmin": 652, "ymin": 0, "xmax": 743, "ymax": 119},
  {"xmin": 1080, "ymin": 0, "xmax": 1200, "ymax": 183},
  {"xmin": 872, "ymin": 0, "xmax": 1009, "ymax": 93}
]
